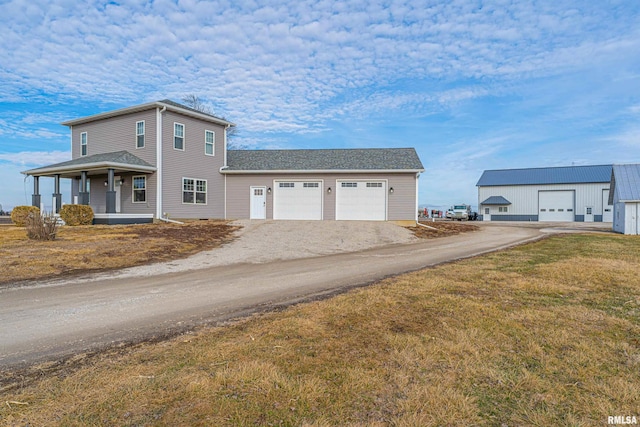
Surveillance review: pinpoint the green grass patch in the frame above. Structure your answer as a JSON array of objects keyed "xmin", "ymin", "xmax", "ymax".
[{"xmin": 1, "ymin": 233, "xmax": 639, "ymax": 426}]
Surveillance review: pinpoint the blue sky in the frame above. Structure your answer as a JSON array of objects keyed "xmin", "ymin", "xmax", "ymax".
[{"xmin": 1, "ymin": 0, "xmax": 639, "ymax": 212}]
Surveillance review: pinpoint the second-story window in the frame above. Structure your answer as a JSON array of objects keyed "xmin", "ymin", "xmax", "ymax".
[
  {"xmin": 205, "ymin": 130, "xmax": 215, "ymax": 156},
  {"xmin": 81, "ymin": 132, "xmax": 87, "ymax": 156},
  {"xmin": 136, "ymin": 121, "xmax": 145, "ymax": 148},
  {"xmin": 174, "ymin": 123, "xmax": 184, "ymax": 150}
]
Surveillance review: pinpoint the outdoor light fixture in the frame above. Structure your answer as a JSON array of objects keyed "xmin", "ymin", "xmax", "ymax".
[
  {"xmin": 389, "ymin": 187, "xmax": 394, "ymax": 193},
  {"xmin": 267, "ymin": 187, "xmax": 271, "ymax": 194},
  {"xmin": 104, "ymin": 180, "xmax": 108, "ymax": 187},
  {"xmin": 327, "ymin": 187, "xmax": 332, "ymax": 194}
]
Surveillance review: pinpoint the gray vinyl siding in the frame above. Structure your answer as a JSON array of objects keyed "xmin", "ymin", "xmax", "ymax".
[
  {"xmin": 225, "ymin": 173, "xmax": 417, "ymax": 220},
  {"xmin": 71, "ymin": 174, "xmax": 156, "ymax": 215},
  {"xmin": 161, "ymin": 110, "xmax": 226, "ymax": 219},
  {"xmin": 478, "ymin": 183, "xmax": 611, "ymax": 221},
  {"xmin": 71, "ymin": 110, "xmax": 157, "ymax": 164},
  {"xmin": 69, "ymin": 110, "xmax": 157, "ymax": 215}
]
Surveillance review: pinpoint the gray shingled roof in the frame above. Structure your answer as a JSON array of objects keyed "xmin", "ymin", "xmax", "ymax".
[
  {"xmin": 477, "ymin": 165, "xmax": 612, "ymax": 186},
  {"xmin": 611, "ymin": 164, "xmax": 640, "ymax": 202},
  {"xmin": 62, "ymin": 100, "xmax": 234, "ymax": 127},
  {"xmin": 225, "ymin": 148, "xmax": 424, "ymax": 171},
  {"xmin": 23, "ymin": 150, "xmax": 155, "ymax": 176},
  {"xmin": 480, "ymin": 196, "xmax": 512, "ymax": 205}
]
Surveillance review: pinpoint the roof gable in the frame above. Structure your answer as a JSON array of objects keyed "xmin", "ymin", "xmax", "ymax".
[
  {"xmin": 225, "ymin": 148, "xmax": 424, "ymax": 172},
  {"xmin": 612, "ymin": 164, "xmax": 640, "ymax": 202},
  {"xmin": 477, "ymin": 165, "xmax": 612, "ymax": 187}
]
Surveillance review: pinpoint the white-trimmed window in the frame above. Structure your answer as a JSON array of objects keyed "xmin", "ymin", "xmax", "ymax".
[
  {"xmin": 80, "ymin": 132, "xmax": 87, "ymax": 156},
  {"xmin": 136, "ymin": 121, "xmax": 145, "ymax": 148},
  {"xmin": 174, "ymin": 123, "xmax": 185, "ymax": 150},
  {"xmin": 133, "ymin": 176, "xmax": 146, "ymax": 203},
  {"xmin": 205, "ymin": 130, "xmax": 215, "ymax": 156},
  {"xmin": 183, "ymin": 178, "xmax": 207, "ymax": 204},
  {"xmin": 499, "ymin": 206, "xmax": 508, "ymax": 213}
]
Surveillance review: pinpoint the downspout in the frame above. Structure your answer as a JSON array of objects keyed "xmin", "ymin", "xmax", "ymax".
[
  {"xmin": 415, "ymin": 172, "xmax": 420, "ymax": 224},
  {"xmin": 156, "ymin": 105, "xmax": 166, "ymax": 220},
  {"xmin": 223, "ymin": 124, "xmax": 229, "ymax": 219}
]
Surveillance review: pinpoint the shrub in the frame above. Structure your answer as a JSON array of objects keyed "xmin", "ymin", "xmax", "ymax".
[
  {"xmin": 11, "ymin": 205, "xmax": 40, "ymax": 227},
  {"xmin": 25, "ymin": 211, "xmax": 59, "ymax": 241},
  {"xmin": 59, "ymin": 204, "xmax": 94, "ymax": 226}
]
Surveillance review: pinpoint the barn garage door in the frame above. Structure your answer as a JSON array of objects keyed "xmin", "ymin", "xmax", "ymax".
[
  {"xmin": 336, "ymin": 180, "xmax": 386, "ymax": 221},
  {"xmin": 273, "ymin": 181, "xmax": 322, "ymax": 220},
  {"xmin": 539, "ymin": 191, "xmax": 574, "ymax": 222}
]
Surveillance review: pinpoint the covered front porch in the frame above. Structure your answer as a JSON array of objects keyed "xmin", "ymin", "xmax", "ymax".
[{"xmin": 23, "ymin": 151, "xmax": 157, "ymax": 224}]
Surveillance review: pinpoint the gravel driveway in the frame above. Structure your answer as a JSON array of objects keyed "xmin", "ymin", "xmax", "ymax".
[{"xmin": 73, "ymin": 220, "xmax": 419, "ymax": 283}]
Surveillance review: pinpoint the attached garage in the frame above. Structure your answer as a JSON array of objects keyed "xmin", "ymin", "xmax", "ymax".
[
  {"xmin": 336, "ymin": 180, "xmax": 386, "ymax": 220},
  {"xmin": 538, "ymin": 190, "xmax": 574, "ymax": 222},
  {"xmin": 273, "ymin": 180, "xmax": 323, "ymax": 220},
  {"xmin": 222, "ymin": 148, "xmax": 424, "ymax": 223}
]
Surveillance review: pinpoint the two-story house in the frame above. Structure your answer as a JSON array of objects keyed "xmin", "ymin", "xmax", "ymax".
[{"xmin": 24, "ymin": 100, "xmax": 424, "ymax": 225}]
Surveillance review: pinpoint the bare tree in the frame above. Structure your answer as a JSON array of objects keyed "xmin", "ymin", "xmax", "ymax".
[
  {"xmin": 181, "ymin": 94, "xmax": 244, "ymax": 149},
  {"xmin": 181, "ymin": 94, "xmax": 213, "ymax": 115}
]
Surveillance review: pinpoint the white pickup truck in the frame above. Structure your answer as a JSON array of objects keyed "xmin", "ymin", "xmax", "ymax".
[{"xmin": 448, "ymin": 204, "xmax": 471, "ymax": 221}]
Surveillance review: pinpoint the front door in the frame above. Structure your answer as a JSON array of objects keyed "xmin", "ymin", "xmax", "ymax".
[
  {"xmin": 584, "ymin": 206, "xmax": 594, "ymax": 222},
  {"xmin": 250, "ymin": 186, "xmax": 266, "ymax": 219}
]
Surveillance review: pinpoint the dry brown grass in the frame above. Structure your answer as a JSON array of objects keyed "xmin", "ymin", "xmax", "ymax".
[
  {"xmin": 0, "ymin": 221, "xmax": 239, "ymax": 286},
  {"xmin": 1, "ymin": 234, "xmax": 639, "ymax": 426},
  {"xmin": 411, "ymin": 220, "xmax": 479, "ymax": 238}
]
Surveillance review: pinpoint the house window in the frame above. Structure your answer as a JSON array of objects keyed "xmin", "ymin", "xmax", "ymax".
[
  {"xmin": 484, "ymin": 208, "xmax": 490, "ymax": 215},
  {"xmin": 341, "ymin": 182, "xmax": 357, "ymax": 188},
  {"xmin": 133, "ymin": 176, "xmax": 146, "ymax": 203},
  {"xmin": 174, "ymin": 123, "xmax": 185, "ymax": 150},
  {"xmin": 183, "ymin": 178, "xmax": 207, "ymax": 204},
  {"xmin": 499, "ymin": 206, "xmax": 508, "ymax": 213},
  {"xmin": 136, "ymin": 121, "xmax": 145, "ymax": 148},
  {"xmin": 81, "ymin": 132, "xmax": 87, "ymax": 156},
  {"xmin": 205, "ymin": 130, "xmax": 215, "ymax": 156}
]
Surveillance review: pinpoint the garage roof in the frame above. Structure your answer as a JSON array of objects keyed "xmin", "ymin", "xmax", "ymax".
[
  {"xmin": 224, "ymin": 148, "xmax": 424, "ymax": 172},
  {"xmin": 477, "ymin": 165, "xmax": 612, "ymax": 187},
  {"xmin": 611, "ymin": 164, "xmax": 640, "ymax": 202}
]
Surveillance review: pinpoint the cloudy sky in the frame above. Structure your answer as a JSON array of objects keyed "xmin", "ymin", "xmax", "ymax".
[{"xmin": 1, "ymin": 0, "xmax": 639, "ymax": 211}]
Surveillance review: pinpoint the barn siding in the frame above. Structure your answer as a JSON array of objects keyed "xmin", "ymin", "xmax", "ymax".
[{"xmin": 478, "ymin": 183, "xmax": 612, "ymax": 221}]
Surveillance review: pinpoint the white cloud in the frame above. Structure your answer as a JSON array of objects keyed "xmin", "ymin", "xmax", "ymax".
[{"xmin": 0, "ymin": 150, "xmax": 71, "ymax": 167}]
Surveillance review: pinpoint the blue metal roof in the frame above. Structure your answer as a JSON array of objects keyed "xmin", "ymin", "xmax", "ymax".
[
  {"xmin": 476, "ymin": 165, "xmax": 612, "ymax": 187},
  {"xmin": 612, "ymin": 164, "xmax": 640, "ymax": 202},
  {"xmin": 480, "ymin": 196, "xmax": 511, "ymax": 205}
]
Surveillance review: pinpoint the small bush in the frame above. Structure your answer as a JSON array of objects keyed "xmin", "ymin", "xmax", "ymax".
[
  {"xmin": 11, "ymin": 205, "xmax": 40, "ymax": 227},
  {"xmin": 59, "ymin": 204, "xmax": 94, "ymax": 226},
  {"xmin": 25, "ymin": 211, "xmax": 58, "ymax": 240}
]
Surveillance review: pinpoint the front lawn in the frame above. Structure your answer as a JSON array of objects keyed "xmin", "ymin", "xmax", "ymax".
[{"xmin": 1, "ymin": 233, "xmax": 638, "ymax": 425}]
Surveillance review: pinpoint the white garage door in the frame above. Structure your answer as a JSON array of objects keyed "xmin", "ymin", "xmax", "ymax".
[
  {"xmin": 539, "ymin": 190, "xmax": 574, "ymax": 222},
  {"xmin": 602, "ymin": 189, "xmax": 613, "ymax": 222},
  {"xmin": 336, "ymin": 180, "xmax": 386, "ymax": 221},
  {"xmin": 273, "ymin": 181, "xmax": 322, "ymax": 220}
]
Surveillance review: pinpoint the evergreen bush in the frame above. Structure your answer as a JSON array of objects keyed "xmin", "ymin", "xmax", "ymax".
[{"xmin": 59, "ymin": 204, "xmax": 94, "ymax": 226}]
